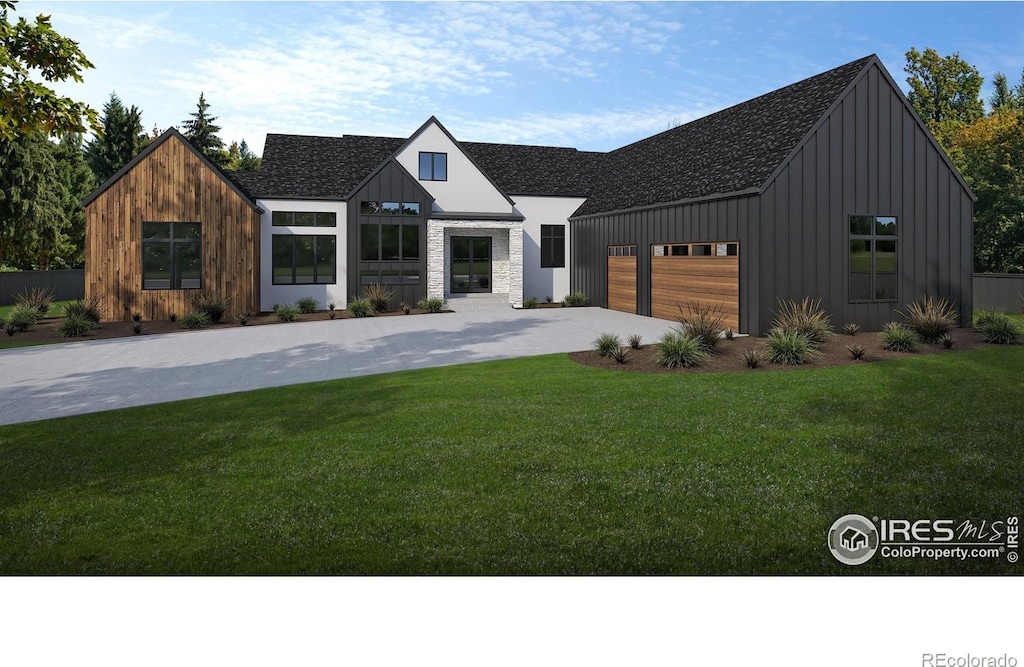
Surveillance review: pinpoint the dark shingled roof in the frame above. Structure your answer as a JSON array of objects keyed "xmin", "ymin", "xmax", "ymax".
[
  {"xmin": 572, "ymin": 55, "xmax": 873, "ymax": 217},
  {"xmin": 245, "ymin": 56, "xmax": 873, "ymax": 215}
]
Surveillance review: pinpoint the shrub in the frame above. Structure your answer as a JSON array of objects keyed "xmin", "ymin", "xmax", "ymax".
[
  {"xmin": 975, "ymin": 312, "xmax": 1021, "ymax": 345},
  {"xmin": 235, "ymin": 311, "xmax": 252, "ymax": 326},
  {"xmin": 594, "ymin": 332, "xmax": 622, "ymax": 358},
  {"xmin": 417, "ymin": 297, "xmax": 445, "ymax": 314},
  {"xmin": 15, "ymin": 287, "xmax": 55, "ymax": 317},
  {"xmin": 181, "ymin": 311, "xmax": 212, "ymax": 329},
  {"xmin": 4, "ymin": 305, "xmax": 40, "ymax": 332},
  {"xmin": 611, "ymin": 346, "xmax": 628, "ymax": 364},
  {"xmin": 765, "ymin": 328, "xmax": 818, "ymax": 365},
  {"xmin": 627, "ymin": 333, "xmax": 643, "ymax": 350},
  {"xmin": 724, "ymin": 329, "xmax": 735, "ymax": 340},
  {"xmin": 169, "ymin": 313, "xmax": 178, "ymax": 323},
  {"xmin": 4, "ymin": 321, "xmax": 16, "ymax": 336},
  {"xmin": 941, "ymin": 333, "xmax": 955, "ymax": 349},
  {"xmin": 328, "ymin": 302, "xmax": 336, "ymax": 311},
  {"xmin": 191, "ymin": 292, "xmax": 231, "ymax": 323},
  {"xmin": 131, "ymin": 321, "xmax": 143, "ymax": 335},
  {"xmin": 678, "ymin": 301, "xmax": 725, "ymax": 352},
  {"xmin": 362, "ymin": 283, "xmax": 393, "ymax": 313},
  {"xmin": 842, "ymin": 323, "xmax": 860, "ymax": 336},
  {"xmin": 545, "ymin": 296, "xmax": 553, "ymax": 304},
  {"xmin": 771, "ymin": 297, "xmax": 832, "ymax": 347},
  {"xmin": 57, "ymin": 314, "xmax": 95, "ymax": 338},
  {"xmin": 973, "ymin": 310, "xmax": 1004, "ymax": 328},
  {"xmin": 273, "ymin": 304, "xmax": 299, "ymax": 322},
  {"xmin": 400, "ymin": 302, "xmax": 410, "ymax": 315},
  {"xmin": 131, "ymin": 312, "xmax": 142, "ymax": 323},
  {"xmin": 63, "ymin": 296, "xmax": 102, "ymax": 324},
  {"xmin": 654, "ymin": 330, "xmax": 707, "ymax": 369},
  {"xmin": 296, "ymin": 296, "xmax": 319, "ymax": 314},
  {"xmin": 846, "ymin": 344, "xmax": 866, "ymax": 360},
  {"xmin": 329, "ymin": 310, "xmax": 337, "ymax": 320},
  {"xmin": 901, "ymin": 295, "xmax": 958, "ymax": 343},
  {"xmin": 881, "ymin": 322, "xmax": 918, "ymax": 352},
  {"xmin": 563, "ymin": 291, "xmax": 588, "ymax": 307},
  {"xmin": 742, "ymin": 348, "xmax": 766, "ymax": 369},
  {"xmin": 348, "ymin": 297, "xmax": 374, "ymax": 318},
  {"xmin": 523, "ymin": 297, "xmax": 539, "ymax": 309}
]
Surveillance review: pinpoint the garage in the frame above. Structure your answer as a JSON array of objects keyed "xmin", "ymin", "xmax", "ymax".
[
  {"xmin": 650, "ymin": 242, "xmax": 739, "ymax": 330},
  {"xmin": 606, "ymin": 245, "xmax": 637, "ymax": 313}
]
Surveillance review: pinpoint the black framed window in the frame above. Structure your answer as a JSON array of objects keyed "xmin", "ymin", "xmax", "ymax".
[
  {"xmin": 142, "ymin": 222, "xmax": 202, "ymax": 290},
  {"xmin": 360, "ymin": 223, "xmax": 420, "ymax": 261},
  {"xmin": 271, "ymin": 211, "xmax": 337, "ymax": 227},
  {"xmin": 418, "ymin": 152, "xmax": 447, "ymax": 181},
  {"xmin": 849, "ymin": 215, "xmax": 898, "ymax": 302},
  {"xmin": 360, "ymin": 201, "xmax": 421, "ymax": 216},
  {"xmin": 540, "ymin": 225, "xmax": 565, "ymax": 268},
  {"xmin": 272, "ymin": 235, "xmax": 336, "ymax": 284}
]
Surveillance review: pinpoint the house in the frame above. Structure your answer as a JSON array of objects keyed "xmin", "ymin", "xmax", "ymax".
[{"xmin": 83, "ymin": 54, "xmax": 975, "ymax": 333}]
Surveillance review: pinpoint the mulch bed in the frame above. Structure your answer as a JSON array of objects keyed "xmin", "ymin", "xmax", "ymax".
[
  {"xmin": 4, "ymin": 308, "xmax": 449, "ymax": 345},
  {"xmin": 570, "ymin": 328, "xmax": 1005, "ymax": 374}
]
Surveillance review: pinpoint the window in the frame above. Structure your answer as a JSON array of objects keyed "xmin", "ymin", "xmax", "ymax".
[
  {"xmin": 360, "ymin": 201, "xmax": 421, "ymax": 216},
  {"xmin": 272, "ymin": 235, "xmax": 336, "ymax": 284},
  {"xmin": 272, "ymin": 211, "xmax": 337, "ymax": 227},
  {"xmin": 360, "ymin": 223, "xmax": 420, "ymax": 261},
  {"xmin": 540, "ymin": 225, "xmax": 565, "ymax": 268},
  {"xmin": 418, "ymin": 152, "xmax": 447, "ymax": 181},
  {"xmin": 142, "ymin": 222, "xmax": 202, "ymax": 289},
  {"xmin": 849, "ymin": 215, "xmax": 898, "ymax": 301},
  {"xmin": 608, "ymin": 245, "xmax": 636, "ymax": 256}
]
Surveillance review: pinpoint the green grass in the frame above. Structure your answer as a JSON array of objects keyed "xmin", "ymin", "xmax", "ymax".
[
  {"xmin": 1, "ymin": 350, "xmax": 1022, "ymax": 575},
  {"xmin": 0, "ymin": 299, "xmax": 74, "ymax": 320}
]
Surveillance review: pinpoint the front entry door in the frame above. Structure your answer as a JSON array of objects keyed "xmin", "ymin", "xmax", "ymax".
[{"xmin": 451, "ymin": 237, "xmax": 492, "ymax": 293}]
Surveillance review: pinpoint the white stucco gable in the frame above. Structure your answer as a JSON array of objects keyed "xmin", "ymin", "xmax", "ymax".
[{"xmin": 394, "ymin": 117, "xmax": 515, "ymax": 215}]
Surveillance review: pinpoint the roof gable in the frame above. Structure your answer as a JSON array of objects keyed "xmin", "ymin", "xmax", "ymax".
[{"xmin": 83, "ymin": 128, "xmax": 260, "ymax": 211}]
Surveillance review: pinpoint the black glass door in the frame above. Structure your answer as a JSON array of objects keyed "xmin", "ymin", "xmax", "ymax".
[{"xmin": 451, "ymin": 237, "xmax": 492, "ymax": 293}]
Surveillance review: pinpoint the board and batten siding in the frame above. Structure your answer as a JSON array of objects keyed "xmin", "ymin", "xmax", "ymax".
[
  {"xmin": 85, "ymin": 134, "xmax": 261, "ymax": 322},
  {"xmin": 571, "ymin": 194, "xmax": 760, "ymax": 332},
  {"xmin": 758, "ymin": 62, "xmax": 974, "ymax": 332}
]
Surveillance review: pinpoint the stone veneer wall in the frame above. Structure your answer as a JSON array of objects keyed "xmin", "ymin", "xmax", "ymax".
[{"xmin": 427, "ymin": 220, "xmax": 523, "ymax": 307}]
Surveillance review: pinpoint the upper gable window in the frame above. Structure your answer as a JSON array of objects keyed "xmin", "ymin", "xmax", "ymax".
[{"xmin": 418, "ymin": 152, "xmax": 447, "ymax": 181}]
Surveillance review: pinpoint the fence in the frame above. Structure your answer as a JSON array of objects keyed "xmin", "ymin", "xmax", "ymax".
[
  {"xmin": 973, "ymin": 273, "xmax": 1024, "ymax": 313},
  {"xmin": 0, "ymin": 270, "xmax": 86, "ymax": 305}
]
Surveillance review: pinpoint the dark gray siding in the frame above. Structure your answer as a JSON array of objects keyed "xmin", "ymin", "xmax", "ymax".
[
  {"xmin": 571, "ymin": 194, "xmax": 760, "ymax": 331},
  {"xmin": 758, "ymin": 62, "xmax": 974, "ymax": 331},
  {"xmin": 347, "ymin": 160, "xmax": 433, "ymax": 306},
  {"xmin": 974, "ymin": 273, "xmax": 1024, "ymax": 312},
  {"xmin": 0, "ymin": 270, "xmax": 85, "ymax": 305}
]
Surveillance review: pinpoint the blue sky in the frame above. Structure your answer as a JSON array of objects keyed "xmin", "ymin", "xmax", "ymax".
[{"xmin": 24, "ymin": 1, "xmax": 1024, "ymax": 154}]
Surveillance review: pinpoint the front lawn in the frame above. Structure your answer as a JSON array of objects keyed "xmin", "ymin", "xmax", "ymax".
[{"xmin": 0, "ymin": 349, "xmax": 1021, "ymax": 574}]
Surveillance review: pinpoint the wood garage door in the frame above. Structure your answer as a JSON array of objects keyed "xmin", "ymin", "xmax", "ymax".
[
  {"xmin": 651, "ymin": 242, "xmax": 739, "ymax": 330},
  {"xmin": 607, "ymin": 245, "xmax": 637, "ymax": 313}
]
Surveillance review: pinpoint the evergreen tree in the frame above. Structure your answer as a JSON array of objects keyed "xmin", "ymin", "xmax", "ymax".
[
  {"xmin": 0, "ymin": 133, "xmax": 61, "ymax": 268},
  {"xmin": 85, "ymin": 92, "xmax": 148, "ymax": 183},
  {"xmin": 182, "ymin": 92, "xmax": 228, "ymax": 167},
  {"xmin": 237, "ymin": 139, "xmax": 261, "ymax": 171},
  {"xmin": 51, "ymin": 133, "xmax": 95, "ymax": 268},
  {"xmin": 989, "ymin": 72, "xmax": 1012, "ymax": 112}
]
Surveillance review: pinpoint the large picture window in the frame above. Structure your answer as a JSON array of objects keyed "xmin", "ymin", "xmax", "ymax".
[
  {"xmin": 849, "ymin": 215, "xmax": 898, "ymax": 302},
  {"xmin": 142, "ymin": 222, "xmax": 202, "ymax": 289},
  {"xmin": 272, "ymin": 235, "xmax": 336, "ymax": 284},
  {"xmin": 540, "ymin": 225, "xmax": 565, "ymax": 268},
  {"xmin": 418, "ymin": 152, "xmax": 447, "ymax": 181},
  {"xmin": 360, "ymin": 223, "xmax": 420, "ymax": 262}
]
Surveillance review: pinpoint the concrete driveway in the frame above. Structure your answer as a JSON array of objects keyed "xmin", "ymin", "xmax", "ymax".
[{"xmin": 0, "ymin": 306, "xmax": 676, "ymax": 426}]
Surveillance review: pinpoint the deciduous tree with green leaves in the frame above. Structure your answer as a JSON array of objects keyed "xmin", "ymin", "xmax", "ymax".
[
  {"xmin": 85, "ymin": 92, "xmax": 149, "ymax": 183},
  {"xmin": 0, "ymin": 0, "xmax": 98, "ymax": 139},
  {"xmin": 905, "ymin": 47, "xmax": 984, "ymax": 150}
]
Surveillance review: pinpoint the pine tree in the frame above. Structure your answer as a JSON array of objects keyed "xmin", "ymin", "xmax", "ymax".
[
  {"xmin": 51, "ymin": 133, "xmax": 95, "ymax": 267},
  {"xmin": 182, "ymin": 92, "xmax": 228, "ymax": 167},
  {"xmin": 237, "ymin": 139, "xmax": 261, "ymax": 171},
  {"xmin": 989, "ymin": 72, "xmax": 1011, "ymax": 113},
  {"xmin": 0, "ymin": 133, "xmax": 61, "ymax": 268},
  {"xmin": 85, "ymin": 92, "xmax": 148, "ymax": 183}
]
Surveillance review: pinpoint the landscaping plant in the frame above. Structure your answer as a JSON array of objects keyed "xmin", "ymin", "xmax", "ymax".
[
  {"xmin": 131, "ymin": 321, "xmax": 142, "ymax": 335},
  {"xmin": 63, "ymin": 297, "xmax": 102, "ymax": 324},
  {"xmin": 678, "ymin": 301, "xmax": 725, "ymax": 352},
  {"xmin": 4, "ymin": 305, "xmax": 40, "ymax": 332},
  {"xmin": 56, "ymin": 314, "xmax": 96, "ymax": 338},
  {"xmin": 611, "ymin": 346, "xmax": 628, "ymax": 364},
  {"xmin": 627, "ymin": 334, "xmax": 643, "ymax": 350},
  {"xmin": 846, "ymin": 344, "xmax": 867, "ymax": 360},
  {"xmin": 181, "ymin": 311, "xmax": 212, "ymax": 330},
  {"xmin": 234, "ymin": 311, "xmax": 252, "ymax": 326},
  {"xmin": 771, "ymin": 297, "xmax": 832, "ymax": 347},
  {"xmin": 741, "ymin": 348, "xmax": 765, "ymax": 369},
  {"xmin": 842, "ymin": 323, "xmax": 860, "ymax": 336},
  {"xmin": 362, "ymin": 283, "xmax": 393, "ymax": 313},
  {"xmin": 901, "ymin": 295, "xmax": 958, "ymax": 343},
  {"xmin": 654, "ymin": 330, "xmax": 707, "ymax": 369},
  {"xmin": 594, "ymin": 332, "xmax": 622, "ymax": 358},
  {"xmin": 417, "ymin": 297, "xmax": 445, "ymax": 314},
  {"xmin": 974, "ymin": 311, "xmax": 1021, "ymax": 345},
  {"xmin": 273, "ymin": 304, "xmax": 300, "ymax": 322},
  {"xmin": 131, "ymin": 312, "xmax": 142, "ymax": 323},
  {"xmin": 400, "ymin": 302, "xmax": 410, "ymax": 315},
  {"xmin": 523, "ymin": 297, "xmax": 539, "ymax": 309},
  {"xmin": 765, "ymin": 328, "xmax": 817, "ymax": 365},
  {"xmin": 881, "ymin": 322, "xmax": 918, "ymax": 352},
  {"xmin": 348, "ymin": 297, "xmax": 374, "ymax": 318},
  {"xmin": 297, "ymin": 297, "xmax": 319, "ymax": 314},
  {"xmin": 941, "ymin": 333, "xmax": 955, "ymax": 349},
  {"xmin": 15, "ymin": 287, "xmax": 55, "ymax": 317},
  {"xmin": 169, "ymin": 313, "xmax": 178, "ymax": 323},
  {"xmin": 191, "ymin": 292, "xmax": 231, "ymax": 323},
  {"xmin": 563, "ymin": 291, "xmax": 588, "ymax": 307}
]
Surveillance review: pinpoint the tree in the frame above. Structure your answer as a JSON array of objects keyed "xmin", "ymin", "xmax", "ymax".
[
  {"xmin": 182, "ymin": 92, "xmax": 228, "ymax": 167},
  {"xmin": 225, "ymin": 138, "xmax": 260, "ymax": 172},
  {"xmin": 51, "ymin": 133, "xmax": 94, "ymax": 267},
  {"xmin": 0, "ymin": 133, "xmax": 61, "ymax": 268},
  {"xmin": 0, "ymin": 0, "xmax": 98, "ymax": 139},
  {"xmin": 989, "ymin": 72, "xmax": 1012, "ymax": 112},
  {"xmin": 905, "ymin": 47, "xmax": 984, "ymax": 149},
  {"xmin": 85, "ymin": 92, "xmax": 149, "ymax": 183}
]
